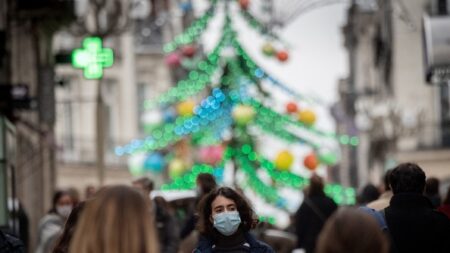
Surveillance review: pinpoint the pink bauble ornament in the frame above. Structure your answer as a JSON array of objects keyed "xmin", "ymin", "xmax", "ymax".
[
  {"xmin": 165, "ymin": 52, "xmax": 181, "ymax": 68},
  {"xmin": 199, "ymin": 145, "xmax": 224, "ymax": 165}
]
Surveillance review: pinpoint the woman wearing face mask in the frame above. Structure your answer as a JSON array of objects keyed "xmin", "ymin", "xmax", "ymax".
[
  {"xmin": 194, "ymin": 187, "xmax": 274, "ymax": 253},
  {"xmin": 35, "ymin": 190, "xmax": 73, "ymax": 253}
]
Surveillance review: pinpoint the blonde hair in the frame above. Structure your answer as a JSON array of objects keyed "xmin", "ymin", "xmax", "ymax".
[
  {"xmin": 68, "ymin": 185, "xmax": 158, "ymax": 253},
  {"xmin": 316, "ymin": 208, "xmax": 388, "ymax": 253}
]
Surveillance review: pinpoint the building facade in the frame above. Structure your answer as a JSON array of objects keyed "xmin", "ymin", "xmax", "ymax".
[
  {"xmin": 54, "ymin": 0, "xmax": 192, "ymax": 191},
  {"xmin": 0, "ymin": 0, "xmax": 76, "ymax": 249},
  {"xmin": 337, "ymin": 0, "xmax": 450, "ymax": 189}
]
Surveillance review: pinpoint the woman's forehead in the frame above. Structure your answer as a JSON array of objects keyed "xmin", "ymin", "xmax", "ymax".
[{"xmin": 211, "ymin": 195, "xmax": 236, "ymax": 208}]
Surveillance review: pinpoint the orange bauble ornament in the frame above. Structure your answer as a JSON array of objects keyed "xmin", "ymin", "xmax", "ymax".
[
  {"xmin": 276, "ymin": 50, "xmax": 289, "ymax": 62},
  {"xmin": 286, "ymin": 102, "xmax": 298, "ymax": 114},
  {"xmin": 304, "ymin": 153, "xmax": 319, "ymax": 171}
]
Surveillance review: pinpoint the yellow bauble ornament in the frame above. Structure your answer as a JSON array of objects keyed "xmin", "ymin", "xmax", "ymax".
[
  {"xmin": 232, "ymin": 105, "xmax": 256, "ymax": 125},
  {"xmin": 169, "ymin": 158, "xmax": 186, "ymax": 179},
  {"xmin": 298, "ymin": 109, "xmax": 316, "ymax": 126},
  {"xmin": 275, "ymin": 150, "xmax": 294, "ymax": 171},
  {"xmin": 177, "ymin": 100, "xmax": 196, "ymax": 117}
]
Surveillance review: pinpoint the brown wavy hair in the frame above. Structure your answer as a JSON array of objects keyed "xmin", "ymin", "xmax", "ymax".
[
  {"xmin": 197, "ymin": 187, "xmax": 256, "ymax": 237},
  {"xmin": 68, "ymin": 185, "xmax": 158, "ymax": 253}
]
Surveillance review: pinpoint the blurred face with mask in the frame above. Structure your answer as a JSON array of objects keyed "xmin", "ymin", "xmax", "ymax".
[
  {"xmin": 56, "ymin": 193, "xmax": 73, "ymax": 218},
  {"xmin": 210, "ymin": 195, "xmax": 241, "ymax": 236}
]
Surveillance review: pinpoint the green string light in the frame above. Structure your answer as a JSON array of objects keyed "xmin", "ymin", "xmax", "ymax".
[
  {"xmin": 145, "ymin": 19, "xmax": 235, "ymax": 110},
  {"xmin": 161, "ymin": 164, "xmax": 216, "ymax": 190},
  {"xmin": 239, "ymin": 10, "xmax": 280, "ymax": 40},
  {"xmin": 232, "ymin": 145, "xmax": 356, "ymax": 205},
  {"xmin": 163, "ymin": 6, "xmax": 217, "ymax": 53}
]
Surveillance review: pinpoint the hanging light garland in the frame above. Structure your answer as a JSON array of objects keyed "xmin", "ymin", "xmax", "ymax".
[
  {"xmin": 161, "ymin": 164, "xmax": 216, "ymax": 190},
  {"xmin": 163, "ymin": 5, "xmax": 217, "ymax": 53},
  {"xmin": 233, "ymin": 145, "xmax": 356, "ymax": 205},
  {"xmin": 145, "ymin": 18, "xmax": 236, "ymax": 110},
  {"xmin": 117, "ymin": 89, "xmax": 228, "ymax": 155}
]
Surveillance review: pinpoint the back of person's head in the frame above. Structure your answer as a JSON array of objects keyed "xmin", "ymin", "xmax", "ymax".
[
  {"xmin": 308, "ymin": 174, "xmax": 324, "ymax": 197},
  {"xmin": 425, "ymin": 177, "xmax": 440, "ymax": 196},
  {"xmin": 316, "ymin": 208, "xmax": 388, "ymax": 253},
  {"xmin": 53, "ymin": 202, "xmax": 86, "ymax": 253},
  {"xmin": 389, "ymin": 163, "xmax": 426, "ymax": 195},
  {"xmin": 197, "ymin": 187, "xmax": 255, "ymax": 236},
  {"xmin": 132, "ymin": 177, "xmax": 154, "ymax": 194},
  {"xmin": 196, "ymin": 173, "xmax": 217, "ymax": 194},
  {"xmin": 358, "ymin": 184, "xmax": 380, "ymax": 205},
  {"xmin": 68, "ymin": 185, "xmax": 158, "ymax": 253}
]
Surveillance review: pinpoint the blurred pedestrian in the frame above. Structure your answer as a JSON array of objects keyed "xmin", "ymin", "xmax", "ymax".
[
  {"xmin": 357, "ymin": 184, "xmax": 381, "ymax": 206},
  {"xmin": 194, "ymin": 187, "xmax": 274, "ymax": 253},
  {"xmin": 316, "ymin": 208, "xmax": 388, "ymax": 253},
  {"xmin": 367, "ymin": 170, "xmax": 393, "ymax": 210},
  {"xmin": 7, "ymin": 198, "xmax": 29, "ymax": 251},
  {"xmin": 180, "ymin": 173, "xmax": 217, "ymax": 240},
  {"xmin": 35, "ymin": 190, "xmax": 73, "ymax": 253},
  {"xmin": 295, "ymin": 174, "xmax": 337, "ymax": 253},
  {"xmin": 0, "ymin": 229, "xmax": 25, "ymax": 253},
  {"xmin": 84, "ymin": 185, "xmax": 96, "ymax": 200},
  {"xmin": 68, "ymin": 185, "xmax": 158, "ymax": 253},
  {"xmin": 383, "ymin": 163, "xmax": 450, "ymax": 253},
  {"xmin": 425, "ymin": 177, "xmax": 441, "ymax": 208},
  {"xmin": 67, "ymin": 187, "xmax": 80, "ymax": 207},
  {"xmin": 52, "ymin": 202, "xmax": 86, "ymax": 253},
  {"xmin": 133, "ymin": 177, "xmax": 179, "ymax": 253},
  {"xmin": 438, "ymin": 187, "xmax": 450, "ymax": 219}
]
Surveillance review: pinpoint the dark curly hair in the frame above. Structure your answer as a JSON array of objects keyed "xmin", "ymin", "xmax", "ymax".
[
  {"xmin": 197, "ymin": 187, "xmax": 256, "ymax": 237},
  {"xmin": 390, "ymin": 163, "xmax": 426, "ymax": 195}
]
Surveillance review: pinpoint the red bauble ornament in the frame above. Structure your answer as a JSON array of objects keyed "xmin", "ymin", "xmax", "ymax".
[
  {"xmin": 277, "ymin": 50, "xmax": 289, "ymax": 62},
  {"xmin": 304, "ymin": 153, "xmax": 319, "ymax": 171},
  {"xmin": 239, "ymin": 0, "xmax": 250, "ymax": 10},
  {"xmin": 286, "ymin": 102, "xmax": 298, "ymax": 114},
  {"xmin": 181, "ymin": 45, "xmax": 196, "ymax": 58}
]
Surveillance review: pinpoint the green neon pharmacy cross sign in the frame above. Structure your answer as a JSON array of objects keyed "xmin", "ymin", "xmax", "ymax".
[{"xmin": 72, "ymin": 37, "xmax": 114, "ymax": 79}]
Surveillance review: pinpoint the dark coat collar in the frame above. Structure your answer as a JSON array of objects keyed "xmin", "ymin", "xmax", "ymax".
[
  {"xmin": 389, "ymin": 193, "xmax": 433, "ymax": 209},
  {"xmin": 195, "ymin": 232, "xmax": 269, "ymax": 253}
]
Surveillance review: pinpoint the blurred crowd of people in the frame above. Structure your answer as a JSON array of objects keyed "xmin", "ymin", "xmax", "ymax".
[{"xmin": 1, "ymin": 162, "xmax": 450, "ymax": 253}]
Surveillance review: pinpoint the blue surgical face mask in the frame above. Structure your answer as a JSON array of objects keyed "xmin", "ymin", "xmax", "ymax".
[{"xmin": 213, "ymin": 211, "xmax": 241, "ymax": 236}]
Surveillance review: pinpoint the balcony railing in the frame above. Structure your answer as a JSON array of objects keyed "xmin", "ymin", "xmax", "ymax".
[{"xmin": 55, "ymin": 136, "xmax": 128, "ymax": 168}]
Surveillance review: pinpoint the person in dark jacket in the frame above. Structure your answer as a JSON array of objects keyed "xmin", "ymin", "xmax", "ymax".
[
  {"xmin": 0, "ymin": 229, "xmax": 25, "ymax": 253},
  {"xmin": 180, "ymin": 173, "xmax": 217, "ymax": 240},
  {"xmin": 193, "ymin": 187, "xmax": 274, "ymax": 253},
  {"xmin": 438, "ymin": 186, "xmax": 450, "ymax": 219},
  {"xmin": 384, "ymin": 163, "xmax": 450, "ymax": 253},
  {"xmin": 425, "ymin": 177, "xmax": 441, "ymax": 208},
  {"xmin": 133, "ymin": 177, "xmax": 179, "ymax": 253},
  {"xmin": 295, "ymin": 174, "xmax": 337, "ymax": 253}
]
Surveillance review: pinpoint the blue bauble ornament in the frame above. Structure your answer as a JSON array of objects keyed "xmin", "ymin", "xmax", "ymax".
[{"xmin": 144, "ymin": 153, "xmax": 165, "ymax": 173}]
